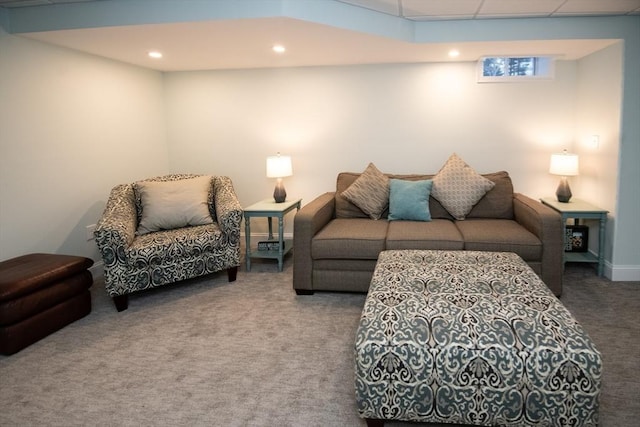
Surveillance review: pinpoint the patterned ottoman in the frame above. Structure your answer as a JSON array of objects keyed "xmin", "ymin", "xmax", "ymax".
[{"xmin": 355, "ymin": 250, "xmax": 601, "ymax": 426}]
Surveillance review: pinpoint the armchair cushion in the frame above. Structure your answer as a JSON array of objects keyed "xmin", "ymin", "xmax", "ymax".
[{"xmin": 135, "ymin": 175, "xmax": 214, "ymax": 235}]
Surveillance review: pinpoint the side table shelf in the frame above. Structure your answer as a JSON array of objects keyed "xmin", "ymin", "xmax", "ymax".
[
  {"xmin": 243, "ymin": 198, "xmax": 302, "ymax": 272},
  {"xmin": 541, "ymin": 197, "xmax": 608, "ymax": 276}
]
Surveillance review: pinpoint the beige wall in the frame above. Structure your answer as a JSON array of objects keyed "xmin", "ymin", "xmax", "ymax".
[
  {"xmin": 574, "ymin": 43, "xmax": 623, "ymax": 275},
  {"xmin": 0, "ymin": 29, "xmax": 168, "ymax": 261},
  {"xmin": 0, "ymin": 26, "xmax": 633, "ymax": 279},
  {"xmin": 164, "ymin": 61, "xmax": 579, "ymax": 212}
]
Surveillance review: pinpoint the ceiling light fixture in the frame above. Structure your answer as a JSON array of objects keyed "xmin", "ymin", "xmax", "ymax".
[
  {"xmin": 272, "ymin": 45, "xmax": 286, "ymax": 54},
  {"xmin": 148, "ymin": 51, "xmax": 163, "ymax": 59},
  {"xmin": 448, "ymin": 49, "xmax": 460, "ymax": 58}
]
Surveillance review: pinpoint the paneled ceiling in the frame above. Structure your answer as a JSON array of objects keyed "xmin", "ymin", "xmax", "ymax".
[
  {"xmin": 2, "ymin": 0, "xmax": 640, "ymax": 18},
  {"xmin": 338, "ymin": 0, "xmax": 640, "ymax": 20},
  {"xmin": 1, "ymin": 0, "xmax": 636, "ymax": 71}
]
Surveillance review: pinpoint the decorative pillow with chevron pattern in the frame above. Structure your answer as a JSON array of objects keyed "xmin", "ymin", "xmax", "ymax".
[
  {"xmin": 431, "ymin": 153, "xmax": 495, "ymax": 220},
  {"xmin": 342, "ymin": 163, "xmax": 389, "ymax": 220}
]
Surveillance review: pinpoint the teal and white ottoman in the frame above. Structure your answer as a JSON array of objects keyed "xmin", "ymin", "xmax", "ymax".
[{"xmin": 355, "ymin": 250, "xmax": 601, "ymax": 426}]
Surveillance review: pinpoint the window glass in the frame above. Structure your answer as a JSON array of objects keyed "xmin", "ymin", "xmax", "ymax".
[{"xmin": 478, "ymin": 56, "xmax": 554, "ymax": 82}]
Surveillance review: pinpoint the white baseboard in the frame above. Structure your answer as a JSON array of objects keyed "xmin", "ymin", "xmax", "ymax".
[
  {"xmin": 89, "ymin": 245, "xmax": 638, "ymax": 282},
  {"xmin": 586, "ymin": 249, "xmax": 640, "ymax": 282},
  {"xmin": 89, "ymin": 260, "xmax": 104, "ymax": 279},
  {"xmin": 607, "ymin": 262, "xmax": 640, "ymax": 281}
]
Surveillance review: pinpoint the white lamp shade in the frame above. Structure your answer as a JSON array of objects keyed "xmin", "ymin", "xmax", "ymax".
[
  {"xmin": 549, "ymin": 151, "xmax": 579, "ymax": 176},
  {"xmin": 266, "ymin": 154, "xmax": 293, "ymax": 178}
]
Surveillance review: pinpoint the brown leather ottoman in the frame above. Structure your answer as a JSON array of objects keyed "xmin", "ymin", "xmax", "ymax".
[{"xmin": 0, "ymin": 253, "xmax": 93, "ymax": 355}]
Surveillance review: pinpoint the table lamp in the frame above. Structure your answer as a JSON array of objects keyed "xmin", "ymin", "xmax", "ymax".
[
  {"xmin": 266, "ymin": 153, "xmax": 292, "ymax": 203},
  {"xmin": 549, "ymin": 149, "xmax": 579, "ymax": 202}
]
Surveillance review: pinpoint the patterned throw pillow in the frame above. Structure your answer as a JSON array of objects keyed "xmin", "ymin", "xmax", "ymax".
[
  {"xmin": 431, "ymin": 153, "xmax": 495, "ymax": 220},
  {"xmin": 341, "ymin": 163, "xmax": 389, "ymax": 220}
]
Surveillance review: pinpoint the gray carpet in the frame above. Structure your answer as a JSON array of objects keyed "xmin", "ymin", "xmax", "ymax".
[{"xmin": 1, "ymin": 255, "xmax": 638, "ymax": 426}]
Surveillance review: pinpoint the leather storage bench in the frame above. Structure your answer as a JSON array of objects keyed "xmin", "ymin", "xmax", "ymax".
[
  {"xmin": 355, "ymin": 250, "xmax": 601, "ymax": 426},
  {"xmin": 0, "ymin": 253, "xmax": 93, "ymax": 355}
]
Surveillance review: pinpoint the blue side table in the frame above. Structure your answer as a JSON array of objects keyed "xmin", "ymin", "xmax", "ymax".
[
  {"xmin": 244, "ymin": 198, "xmax": 302, "ymax": 272},
  {"xmin": 541, "ymin": 197, "xmax": 608, "ymax": 276}
]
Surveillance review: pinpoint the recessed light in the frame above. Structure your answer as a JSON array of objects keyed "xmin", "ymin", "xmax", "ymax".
[
  {"xmin": 272, "ymin": 45, "xmax": 286, "ymax": 54},
  {"xmin": 448, "ymin": 49, "xmax": 460, "ymax": 58},
  {"xmin": 148, "ymin": 51, "xmax": 163, "ymax": 59}
]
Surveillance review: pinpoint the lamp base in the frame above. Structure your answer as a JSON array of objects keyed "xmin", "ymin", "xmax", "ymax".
[
  {"xmin": 273, "ymin": 179, "xmax": 287, "ymax": 203},
  {"xmin": 556, "ymin": 177, "xmax": 572, "ymax": 203}
]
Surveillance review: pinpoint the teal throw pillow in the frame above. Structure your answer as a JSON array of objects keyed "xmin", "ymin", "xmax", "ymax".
[{"xmin": 388, "ymin": 179, "xmax": 432, "ymax": 221}]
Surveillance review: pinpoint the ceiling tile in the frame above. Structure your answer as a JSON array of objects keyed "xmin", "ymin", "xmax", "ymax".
[
  {"xmin": 556, "ymin": 0, "xmax": 640, "ymax": 14},
  {"xmin": 337, "ymin": 0, "xmax": 400, "ymax": 16},
  {"xmin": 401, "ymin": 0, "xmax": 482, "ymax": 17},
  {"xmin": 406, "ymin": 14, "xmax": 476, "ymax": 21},
  {"xmin": 0, "ymin": 0, "xmax": 50, "ymax": 6},
  {"xmin": 479, "ymin": 0, "xmax": 565, "ymax": 16}
]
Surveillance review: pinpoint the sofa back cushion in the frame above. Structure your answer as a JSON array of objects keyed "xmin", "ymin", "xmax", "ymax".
[
  {"xmin": 466, "ymin": 171, "xmax": 514, "ymax": 219},
  {"xmin": 336, "ymin": 170, "xmax": 514, "ymax": 220}
]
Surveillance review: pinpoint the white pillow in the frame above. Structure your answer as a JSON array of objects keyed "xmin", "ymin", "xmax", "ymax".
[{"xmin": 135, "ymin": 176, "xmax": 213, "ymax": 235}]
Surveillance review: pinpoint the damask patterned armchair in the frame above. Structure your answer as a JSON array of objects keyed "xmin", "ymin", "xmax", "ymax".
[{"xmin": 94, "ymin": 174, "xmax": 242, "ymax": 311}]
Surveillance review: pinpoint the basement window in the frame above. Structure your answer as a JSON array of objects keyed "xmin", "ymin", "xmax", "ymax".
[{"xmin": 477, "ymin": 56, "xmax": 554, "ymax": 82}]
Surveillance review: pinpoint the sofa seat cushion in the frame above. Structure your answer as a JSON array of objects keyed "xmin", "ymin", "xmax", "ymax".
[
  {"xmin": 386, "ymin": 219, "xmax": 464, "ymax": 250},
  {"xmin": 127, "ymin": 223, "xmax": 225, "ymax": 267},
  {"xmin": 456, "ymin": 219, "xmax": 541, "ymax": 261},
  {"xmin": 312, "ymin": 219, "xmax": 388, "ymax": 260}
]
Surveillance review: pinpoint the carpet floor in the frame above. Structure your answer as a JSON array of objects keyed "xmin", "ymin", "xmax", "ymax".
[{"xmin": 1, "ymin": 255, "xmax": 638, "ymax": 426}]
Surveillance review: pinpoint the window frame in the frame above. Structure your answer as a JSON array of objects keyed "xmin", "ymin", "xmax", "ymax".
[{"xmin": 477, "ymin": 55, "xmax": 555, "ymax": 83}]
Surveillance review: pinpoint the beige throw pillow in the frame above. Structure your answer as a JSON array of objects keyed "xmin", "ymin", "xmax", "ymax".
[
  {"xmin": 135, "ymin": 175, "xmax": 214, "ymax": 235},
  {"xmin": 341, "ymin": 163, "xmax": 389, "ymax": 220},
  {"xmin": 431, "ymin": 153, "xmax": 495, "ymax": 220}
]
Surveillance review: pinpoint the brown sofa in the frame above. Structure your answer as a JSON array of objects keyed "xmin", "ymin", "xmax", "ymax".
[{"xmin": 293, "ymin": 171, "xmax": 564, "ymax": 296}]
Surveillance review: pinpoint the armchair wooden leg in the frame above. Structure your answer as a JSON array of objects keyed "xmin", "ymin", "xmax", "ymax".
[
  {"xmin": 227, "ymin": 266, "xmax": 238, "ymax": 282},
  {"xmin": 113, "ymin": 295, "xmax": 129, "ymax": 312}
]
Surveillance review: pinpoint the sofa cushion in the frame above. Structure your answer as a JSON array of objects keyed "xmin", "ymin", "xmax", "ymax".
[
  {"xmin": 135, "ymin": 175, "xmax": 214, "ymax": 235},
  {"xmin": 455, "ymin": 219, "xmax": 541, "ymax": 261},
  {"xmin": 432, "ymin": 153, "xmax": 495, "ymax": 220},
  {"xmin": 336, "ymin": 169, "xmax": 512, "ymax": 220},
  {"xmin": 386, "ymin": 219, "xmax": 464, "ymax": 250},
  {"xmin": 388, "ymin": 174, "xmax": 454, "ymax": 220},
  {"xmin": 466, "ymin": 171, "xmax": 514, "ymax": 219},
  {"xmin": 312, "ymin": 219, "xmax": 388, "ymax": 260},
  {"xmin": 338, "ymin": 172, "xmax": 453, "ymax": 220},
  {"xmin": 336, "ymin": 173, "xmax": 370, "ymax": 219},
  {"xmin": 341, "ymin": 163, "xmax": 389, "ymax": 220},
  {"xmin": 388, "ymin": 179, "xmax": 432, "ymax": 221}
]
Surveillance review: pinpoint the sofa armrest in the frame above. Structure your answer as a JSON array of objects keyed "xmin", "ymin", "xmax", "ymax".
[
  {"xmin": 213, "ymin": 176, "xmax": 243, "ymax": 237},
  {"xmin": 94, "ymin": 184, "xmax": 137, "ymax": 252},
  {"xmin": 293, "ymin": 192, "xmax": 336, "ymax": 292},
  {"xmin": 513, "ymin": 193, "xmax": 564, "ymax": 296}
]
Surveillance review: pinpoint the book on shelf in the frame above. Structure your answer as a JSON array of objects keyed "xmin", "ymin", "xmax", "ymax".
[{"xmin": 257, "ymin": 240, "xmax": 284, "ymax": 251}]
